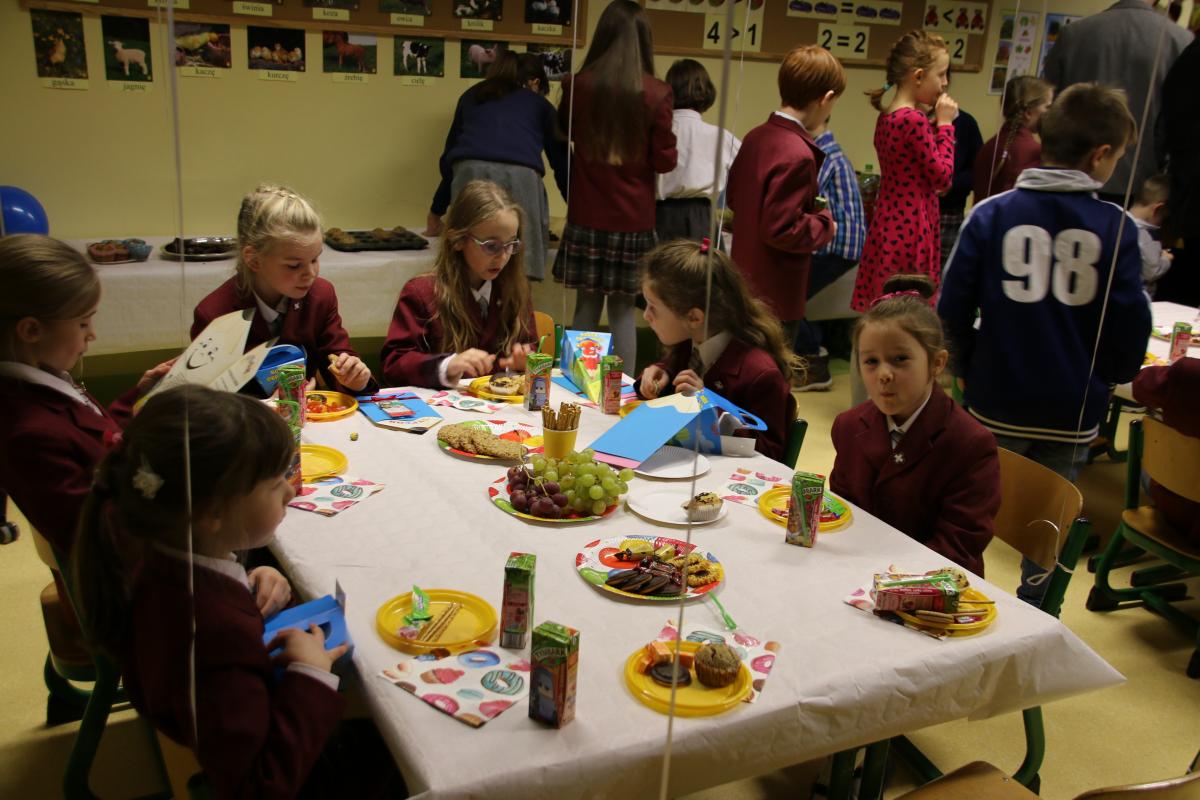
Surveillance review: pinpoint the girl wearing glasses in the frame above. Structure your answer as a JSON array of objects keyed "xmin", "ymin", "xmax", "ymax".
[{"xmin": 382, "ymin": 180, "xmax": 537, "ymax": 387}]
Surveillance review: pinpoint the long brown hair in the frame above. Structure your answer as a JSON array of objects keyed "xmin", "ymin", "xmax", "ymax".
[
  {"xmin": 433, "ymin": 180, "xmax": 533, "ymax": 357},
  {"xmin": 476, "ymin": 50, "xmax": 549, "ymax": 103},
  {"xmin": 71, "ymin": 385, "xmax": 294, "ymax": 654},
  {"xmin": 234, "ymin": 183, "xmax": 322, "ymax": 296},
  {"xmin": 865, "ymin": 30, "xmax": 947, "ymax": 111},
  {"xmin": 0, "ymin": 235, "xmax": 100, "ymax": 359},
  {"xmin": 991, "ymin": 75, "xmax": 1053, "ymax": 183},
  {"xmin": 641, "ymin": 240, "xmax": 802, "ymax": 381},
  {"xmin": 575, "ymin": 0, "xmax": 656, "ymax": 164}
]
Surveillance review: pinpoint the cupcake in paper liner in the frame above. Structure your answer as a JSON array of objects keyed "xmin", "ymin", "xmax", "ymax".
[
  {"xmin": 681, "ymin": 491, "xmax": 723, "ymax": 521},
  {"xmin": 693, "ymin": 642, "xmax": 740, "ymax": 688}
]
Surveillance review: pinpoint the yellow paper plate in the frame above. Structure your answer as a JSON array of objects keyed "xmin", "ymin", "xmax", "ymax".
[
  {"xmin": 467, "ymin": 376, "xmax": 524, "ymax": 403},
  {"xmin": 623, "ymin": 640, "xmax": 752, "ymax": 717},
  {"xmin": 305, "ymin": 390, "xmax": 358, "ymax": 422},
  {"xmin": 300, "ymin": 444, "xmax": 348, "ymax": 482},
  {"xmin": 757, "ymin": 485, "xmax": 853, "ymax": 532},
  {"xmin": 375, "ymin": 589, "xmax": 498, "ymax": 654},
  {"xmin": 895, "ymin": 587, "xmax": 997, "ymax": 637},
  {"xmin": 618, "ymin": 400, "xmax": 642, "ymax": 418}
]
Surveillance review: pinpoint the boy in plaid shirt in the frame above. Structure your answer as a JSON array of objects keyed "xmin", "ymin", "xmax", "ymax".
[{"xmin": 793, "ymin": 118, "xmax": 866, "ymax": 391}]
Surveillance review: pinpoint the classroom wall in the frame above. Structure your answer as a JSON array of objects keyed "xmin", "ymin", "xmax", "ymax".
[{"xmin": 0, "ymin": 0, "xmax": 1115, "ymax": 239}]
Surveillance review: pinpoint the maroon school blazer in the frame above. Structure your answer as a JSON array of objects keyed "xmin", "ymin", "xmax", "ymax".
[
  {"xmin": 191, "ymin": 277, "xmax": 374, "ymax": 395},
  {"xmin": 830, "ymin": 388, "xmax": 1001, "ymax": 576},
  {"xmin": 379, "ymin": 274, "xmax": 536, "ymax": 388},
  {"xmin": 1133, "ymin": 357, "xmax": 1200, "ymax": 543}
]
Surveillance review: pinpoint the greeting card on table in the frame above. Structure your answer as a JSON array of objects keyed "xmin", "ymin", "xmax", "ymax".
[
  {"xmin": 655, "ymin": 620, "xmax": 779, "ymax": 703},
  {"xmin": 551, "ymin": 373, "xmax": 636, "ymax": 409},
  {"xmin": 145, "ymin": 309, "xmax": 277, "ymax": 399},
  {"xmin": 558, "ymin": 329, "xmax": 611, "ymax": 403},
  {"xmin": 379, "ymin": 647, "xmax": 531, "ymax": 727},
  {"xmin": 357, "ymin": 389, "xmax": 443, "ymax": 432},
  {"xmin": 290, "ymin": 476, "xmax": 385, "ymax": 516}
]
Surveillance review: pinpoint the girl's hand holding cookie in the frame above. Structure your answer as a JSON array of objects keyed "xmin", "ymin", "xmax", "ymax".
[
  {"xmin": 447, "ymin": 348, "xmax": 496, "ymax": 383},
  {"xmin": 640, "ymin": 365, "xmax": 669, "ymax": 399},
  {"xmin": 328, "ymin": 353, "xmax": 371, "ymax": 392},
  {"xmin": 673, "ymin": 369, "xmax": 704, "ymax": 395},
  {"xmin": 498, "ymin": 342, "xmax": 533, "ymax": 373}
]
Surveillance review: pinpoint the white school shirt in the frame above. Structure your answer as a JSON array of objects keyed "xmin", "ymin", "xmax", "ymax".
[
  {"xmin": 0, "ymin": 361, "xmax": 102, "ymax": 415},
  {"xmin": 656, "ymin": 110, "xmax": 743, "ymax": 200},
  {"xmin": 887, "ymin": 387, "xmax": 934, "ymax": 448},
  {"xmin": 253, "ymin": 292, "xmax": 292, "ymax": 336},
  {"xmin": 436, "ymin": 280, "xmax": 494, "ymax": 388}
]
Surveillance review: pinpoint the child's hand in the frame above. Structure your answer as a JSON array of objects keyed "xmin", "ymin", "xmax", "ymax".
[
  {"xmin": 136, "ymin": 357, "xmax": 178, "ymax": 396},
  {"xmin": 329, "ymin": 353, "xmax": 371, "ymax": 392},
  {"xmin": 305, "ymin": 377, "xmax": 317, "ymax": 392},
  {"xmin": 640, "ymin": 365, "xmax": 669, "ymax": 399},
  {"xmin": 267, "ymin": 624, "xmax": 347, "ymax": 673},
  {"xmin": 447, "ymin": 349, "xmax": 496, "ymax": 382},
  {"xmin": 423, "ymin": 212, "xmax": 444, "ymax": 237},
  {"xmin": 673, "ymin": 369, "xmax": 704, "ymax": 395},
  {"xmin": 1164, "ymin": 249, "xmax": 1174, "ymax": 264},
  {"xmin": 935, "ymin": 93, "xmax": 958, "ymax": 126},
  {"xmin": 498, "ymin": 343, "xmax": 533, "ymax": 373},
  {"xmin": 248, "ymin": 566, "xmax": 293, "ymax": 618}
]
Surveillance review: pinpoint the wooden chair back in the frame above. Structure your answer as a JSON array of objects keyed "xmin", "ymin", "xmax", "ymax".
[
  {"xmin": 1073, "ymin": 769, "xmax": 1200, "ymax": 800},
  {"xmin": 32, "ymin": 524, "xmax": 61, "ymax": 572},
  {"xmin": 1141, "ymin": 417, "xmax": 1200, "ymax": 503},
  {"xmin": 533, "ymin": 311, "xmax": 555, "ymax": 355},
  {"xmin": 995, "ymin": 448, "xmax": 1084, "ymax": 571}
]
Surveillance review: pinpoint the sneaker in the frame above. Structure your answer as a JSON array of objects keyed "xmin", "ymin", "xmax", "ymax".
[{"xmin": 794, "ymin": 352, "xmax": 832, "ymax": 392}]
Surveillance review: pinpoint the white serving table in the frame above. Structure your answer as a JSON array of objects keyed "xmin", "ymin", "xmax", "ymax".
[
  {"xmin": 271, "ymin": 381, "xmax": 1123, "ymax": 800},
  {"xmin": 1114, "ymin": 301, "xmax": 1199, "ymax": 402}
]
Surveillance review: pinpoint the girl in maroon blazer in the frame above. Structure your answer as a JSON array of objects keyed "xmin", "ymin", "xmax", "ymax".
[
  {"xmin": 973, "ymin": 75, "xmax": 1053, "ymax": 202},
  {"xmin": 192, "ymin": 184, "xmax": 374, "ymax": 395},
  {"xmin": 830, "ymin": 275, "xmax": 1000, "ymax": 576},
  {"xmin": 635, "ymin": 240, "xmax": 798, "ymax": 461},
  {"xmin": 552, "ymin": 0, "xmax": 677, "ymax": 371},
  {"xmin": 73, "ymin": 386, "xmax": 349, "ymax": 799},
  {"xmin": 381, "ymin": 180, "xmax": 537, "ymax": 388}
]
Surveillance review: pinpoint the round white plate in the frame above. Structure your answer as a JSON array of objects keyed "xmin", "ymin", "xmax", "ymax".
[
  {"xmin": 634, "ymin": 446, "xmax": 711, "ymax": 480},
  {"xmin": 626, "ymin": 489, "xmax": 728, "ymax": 526}
]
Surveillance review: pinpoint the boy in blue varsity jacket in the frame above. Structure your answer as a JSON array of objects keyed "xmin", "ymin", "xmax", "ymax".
[{"xmin": 939, "ymin": 83, "xmax": 1152, "ymax": 606}]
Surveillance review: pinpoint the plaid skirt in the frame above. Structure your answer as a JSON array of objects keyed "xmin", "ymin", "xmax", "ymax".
[
  {"xmin": 552, "ymin": 223, "xmax": 656, "ymax": 295},
  {"xmin": 939, "ymin": 211, "xmax": 965, "ymax": 274}
]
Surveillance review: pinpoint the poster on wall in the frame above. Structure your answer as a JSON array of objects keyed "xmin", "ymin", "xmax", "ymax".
[
  {"xmin": 380, "ymin": 0, "xmax": 432, "ymax": 12},
  {"xmin": 394, "ymin": 36, "xmax": 445, "ymax": 80},
  {"xmin": 922, "ymin": 1, "xmax": 988, "ymax": 35},
  {"xmin": 455, "ymin": 0, "xmax": 503, "ymax": 20},
  {"xmin": 323, "ymin": 32, "xmax": 377, "ymax": 75},
  {"xmin": 101, "ymin": 16, "xmax": 153, "ymax": 86},
  {"xmin": 988, "ymin": 9, "xmax": 1038, "ymax": 94},
  {"xmin": 31, "ymin": 9, "xmax": 88, "ymax": 88},
  {"xmin": 174, "ymin": 23, "xmax": 231, "ymax": 73},
  {"xmin": 305, "ymin": 0, "xmax": 360, "ymax": 9},
  {"xmin": 786, "ymin": 1, "xmax": 839, "ymax": 22},
  {"xmin": 459, "ymin": 38, "xmax": 507, "ymax": 77},
  {"xmin": 526, "ymin": 43, "xmax": 571, "ymax": 81},
  {"xmin": 248, "ymin": 26, "xmax": 306, "ymax": 71},
  {"xmin": 1037, "ymin": 13, "xmax": 1080, "ymax": 77},
  {"xmin": 525, "ymin": 0, "xmax": 571, "ymax": 26}
]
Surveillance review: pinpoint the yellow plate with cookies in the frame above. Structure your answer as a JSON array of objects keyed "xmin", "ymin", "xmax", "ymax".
[
  {"xmin": 467, "ymin": 375, "xmax": 524, "ymax": 403},
  {"xmin": 623, "ymin": 640, "xmax": 752, "ymax": 717},
  {"xmin": 436, "ymin": 420, "xmax": 542, "ymax": 461}
]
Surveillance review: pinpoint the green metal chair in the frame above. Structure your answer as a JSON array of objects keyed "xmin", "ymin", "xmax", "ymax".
[
  {"xmin": 782, "ymin": 417, "xmax": 809, "ymax": 470},
  {"xmin": 1087, "ymin": 417, "xmax": 1200, "ymax": 679}
]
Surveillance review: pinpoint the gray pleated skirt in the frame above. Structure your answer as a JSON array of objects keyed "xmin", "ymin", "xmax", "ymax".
[{"xmin": 451, "ymin": 159, "xmax": 550, "ymax": 281}]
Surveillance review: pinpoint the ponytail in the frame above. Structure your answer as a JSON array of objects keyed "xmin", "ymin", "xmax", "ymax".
[{"xmin": 866, "ymin": 30, "xmax": 946, "ymax": 112}]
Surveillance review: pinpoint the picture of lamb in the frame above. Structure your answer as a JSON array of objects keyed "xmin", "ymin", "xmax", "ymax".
[
  {"xmin": 101, "ymin": 16, "xmax": 152, "ymax": 82},
  {"xmin": 107, "ymin": 41, "xmax": 148, "ymax": 77}
]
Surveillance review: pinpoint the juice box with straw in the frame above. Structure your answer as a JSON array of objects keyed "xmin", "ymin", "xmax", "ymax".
[
  {"xmin": 785, "ymin": 471, "xmax": 825, "ymax": 547},
  {"xmin": 273, "ymin": 364, "xmax": 306, "ymax": 492},
  {"xmin": 524, "ymin": 352, "xmax": 552, "ymax": 412},
  {"xmin": 1168, "ymin": 322, "xmax": 1192, "ymax": 364},
  {"xmin": 600, "ymin": 355, "xmax": 623, "ymax": 414},
  {"xmin": 529, "ymin": 621, "xmax": 579, "ymax": 728},
  {"xmin": 501, "ymin": 552, "xmax": 536, "ymax": 649}
]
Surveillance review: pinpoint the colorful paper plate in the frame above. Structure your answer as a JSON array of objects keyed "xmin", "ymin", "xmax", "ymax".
[
  {"xmin": 623, "ymin": 640, "xmax": 751, "ymax": 716},
  {"xmin": 436, "ymin": 420, "xmax": 543, "ymax": 461},
  {"xmin": 467, "ymin": 376, "xmax": 524, "ymax": 403},
  {"xmin": 487, "ymin": 475, "xmax": 618, "ymax": 524},
  {"xmin": 300, "ymin": 444, "xmax": 348, "ymax": 482},
  {"xmin": 376, "ymin": 589, "xmax": 498, "ymax": 655},
  {"xmin": 894, "ymin": 587, "xmax": 997, "ymax": 637},
  {"xmin": 618, "ymin": 400, "xmax": 642, "ymax": 418},
  {"xmin": 757, "ymin": 486, "xmax": 853, "ymax": 532},
  {"xmin": 625, "ymin": 489, "xmax": 729, "ymax": 526},
  {"xmin": 576, "ymin": 535, "xmax": 723, "ymax": 601},
  {"xmin": 634, "ymin": 445, "xmax": 711, "ymax": 480},
  {"xmin": 305, "ymin": 390, "xmax": 358, "ymax": 421}
]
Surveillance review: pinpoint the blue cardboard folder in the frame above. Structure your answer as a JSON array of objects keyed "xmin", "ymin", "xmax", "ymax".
[{"xmin": 263, "ymin": 594, "xmax": 353, "ymax": 663}]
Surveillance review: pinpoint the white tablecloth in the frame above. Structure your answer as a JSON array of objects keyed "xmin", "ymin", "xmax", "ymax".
[
  {"xmin": 271, "ymin": 383, "xmax": 1123, "ymax": 800},
  {"xmin": 1115, "ymin": 301, "xmax": 1199, "ymax": 402},
  {"xmin": 71, "ymin": 235, "xmax": 438, "ymax": 356}
]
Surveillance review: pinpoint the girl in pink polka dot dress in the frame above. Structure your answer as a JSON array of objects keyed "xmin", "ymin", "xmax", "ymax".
[{"xmin": 852, "ymin": 30, "xmax": 957, "ymax": 313}]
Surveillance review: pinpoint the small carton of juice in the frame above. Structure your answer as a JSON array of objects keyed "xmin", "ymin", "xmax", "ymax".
[
  {"xmin": 524, "ymin": 352, "xmax": 552, "ymax": 412},
  {"xmin": 600, "ymin": 354, "xmax": 623, "ymax": 414},
  {"xmin": 500, "ymin": 552, "xmax": 536, "ymax": 649},
  {"xmin": 785, "ymin": 471, "xmax": 825, "ymax": 547},
  {"xmin": 529, "ymin": 621, "xmax": 579, "ymax": 728},
  {"xmin": 871, "ymin": 571, "xmax": 961, "ymax": 613},
  {"xmin": 1168, "ymin": 322, "xmax": 1192, "ymax": 364}
]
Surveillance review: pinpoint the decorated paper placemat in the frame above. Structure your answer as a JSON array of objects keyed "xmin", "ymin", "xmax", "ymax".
[
  {"xmin": 289, "ymin": 476, "xmax": 385, "ymax": 516},
  {"xmin": 654, "ymin": 619, "xmax": 779, "ymax": 704},
  {"xmin": 720, "ymin": 467, "xmax": 787, "ymax": 505},
  {"xmin": 379, "ymin": 647, "xmax": 531, "ymax": 728},
  {"xmin": 428, "ymin": 390, "xmax": 507, "ymax": 414}
]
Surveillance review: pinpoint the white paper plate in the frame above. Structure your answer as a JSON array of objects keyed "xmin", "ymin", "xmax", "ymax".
[
  {"xmin": 634, "ymin": 446, "xmax": 711, "ymax": 480},
  {"xmin": 626, "ymin": 489, "xmax": 727, "ymax": 526}
]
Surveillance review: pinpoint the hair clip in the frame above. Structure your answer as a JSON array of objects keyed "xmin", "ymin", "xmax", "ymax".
[
  {"xmin": 102, "ymin": 430, "xmax": 124, "ymax": 451},
  {"xmin": 699, "ymin": 237, "xmax": 711, "ymax": 254},
  {"xmin": 132, "ymin": 459, "xmax": 164, "ymax": 501},
  {"xmin": 870, "ymin": 289, "xmax": 922, "ymax": 308}
]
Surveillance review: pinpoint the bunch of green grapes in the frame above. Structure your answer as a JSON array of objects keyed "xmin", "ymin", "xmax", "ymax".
[{"xmin": 506, "ymin": 449, "xmax": 635, "ymax": 519}]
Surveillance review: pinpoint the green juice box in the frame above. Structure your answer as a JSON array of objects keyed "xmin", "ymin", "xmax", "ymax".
[
  {"xmin": 500, "ymin": 552, "xmax": 536, "ymax": 649},
  {"xmin": 529, "ymin": 621, "xmax": 579, "ymax": 728},
  {"xmin": 786, "ymin": 471, "xmax": 825, "ymax": 547}
]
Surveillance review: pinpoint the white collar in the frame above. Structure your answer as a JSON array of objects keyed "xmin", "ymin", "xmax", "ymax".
[
  {"xmin": 155, "ymin": 543, "xmax": 250, "ymax": 589},
  {"xmin": 673, "ymin": 109, "xmax": 703, "ymax": 121},
  {"xmin": 471, "ymin": 280, "xmax": 493, "ymax": 306},
  {"xmin": 888, "ymin": 387, "xmax": 934, "ymax": 438},
  {"xmin": 773, "ymin": 109, "xmax": 807, "ymax": 130},
  {"xmin": 693, "ymin": 331, "xmax": 732, "ymax": 373},
  {"xmin": 0, "ymin": 361, "xmax": 101, "ymax": 413},
  {"xmin": 253, "ymin": 292, "xmax": 292, "ymax": 324}
]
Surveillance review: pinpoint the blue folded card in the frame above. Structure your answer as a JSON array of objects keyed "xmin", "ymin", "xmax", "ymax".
[
  {"xmin": 255, "ymin": 345, "xmax": 307, "ymax": 394},
  {"xmin": 263, "ymin": 594, "xmax": 352, "ymax": 663}
]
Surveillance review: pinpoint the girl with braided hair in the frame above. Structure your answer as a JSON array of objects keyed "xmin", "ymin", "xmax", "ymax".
[{"xmin": 973, "ymin": 76, "xmax": 1053, "ymax": 202}]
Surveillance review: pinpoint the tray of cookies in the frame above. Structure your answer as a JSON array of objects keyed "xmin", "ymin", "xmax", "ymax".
[
  {"xmin": 86, "ymin": 238, "xmax": 153, "ymax": 264},
  {"xmin": 324, "ymin": 227, "xmax": 430, "ymax": 251},
  {"xmin": 161, "ymin": 237, "xmax": 237, "ymax": 262}
]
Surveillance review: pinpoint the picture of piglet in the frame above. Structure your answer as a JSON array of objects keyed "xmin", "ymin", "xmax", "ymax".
[{"xmin": 466, "ymin": 43, "xmax": 496, "ymax": 74}]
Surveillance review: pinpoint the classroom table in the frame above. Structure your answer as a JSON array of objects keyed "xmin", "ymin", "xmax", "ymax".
[
  {"xmin": 272, "ymin": 382, "xmax": 1123, "ymax": 800},
  {"xmin": 68, "ymin": 235, "xmax": 437, "ymax": 356},
  {"xmin": 1115, "ymin": 301, "xmax": 1200, "ymax": 402}
]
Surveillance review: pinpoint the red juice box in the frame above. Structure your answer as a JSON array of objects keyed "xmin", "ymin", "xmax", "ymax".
[
  {"xmin": 600, "ymin": 355, "xmax": 623, "ymax": 415},
  {"xmin": 785, "ymin": 471, "xmax": 825, "ymax": 547},
  {"xmin": 872, "ymin": 572, "xmax": 961, "ymax": 613},
  {"xmin": 529, "ymin": 621, "xmax": 579, "ymax": 728},
  {"xmin": 1168, "ymin": 322, "xmax": 1192, "ymax": 364},
  {"xmin": 501, "ymin": 552, "xmax": 536, "ymax": 649}
]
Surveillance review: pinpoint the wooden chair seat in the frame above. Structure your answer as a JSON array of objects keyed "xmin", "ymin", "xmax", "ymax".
[
  {"xmin": 40, "ymin": 582, "xmax": 92, "ymax": 669},
  {"xmin": 895, "ymin": 761, "xmax": 1040, "ymax": 799},
  {"xmin": 1121, "ymin": 507, "xmax": 1200, "ymax": 562}
]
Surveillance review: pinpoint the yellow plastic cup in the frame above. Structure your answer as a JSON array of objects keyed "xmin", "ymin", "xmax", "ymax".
[{"xmin": 541, "ymin": 427, "xmax": 579, "ymax": 460}]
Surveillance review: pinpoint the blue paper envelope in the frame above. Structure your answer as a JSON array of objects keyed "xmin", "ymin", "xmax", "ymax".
[
  {"xmin": 255, "ymin": 345, "xmax": 307, "ymax": 394},
  {"xmin": 585, "ymin": 388, "xmax": 766, "ymax": 467},
  {"xmin": 263, "ymin": 594, "xmax": 353, "ymax": 663}
]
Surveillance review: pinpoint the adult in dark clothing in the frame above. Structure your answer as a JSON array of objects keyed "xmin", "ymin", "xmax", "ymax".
[
  {"xmin": 1154, "ymin": 36, "xmax": 1199, "ymax": 305},
  {"xmin": 938, "ymin": 89, "xmax": 982, "ymax": 272}
]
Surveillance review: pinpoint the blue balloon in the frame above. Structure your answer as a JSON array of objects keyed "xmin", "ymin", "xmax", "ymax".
[{"xmin": 0, "ymin": 186, "xmax": 49, "ymax": 235}]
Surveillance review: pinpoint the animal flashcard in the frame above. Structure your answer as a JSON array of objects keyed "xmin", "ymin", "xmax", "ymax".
[{"xmin": 102, "ymin": 16, "xmax": 152, "ymax": 82}]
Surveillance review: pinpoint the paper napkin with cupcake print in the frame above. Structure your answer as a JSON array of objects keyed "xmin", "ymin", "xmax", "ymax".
[
  {"xmin": 654, "ymin": 620, "xmax": 779, "ymax": 703},
  {"xmin": 289, "ymin": 476, "xmax": 386, "ymax": 516}
]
